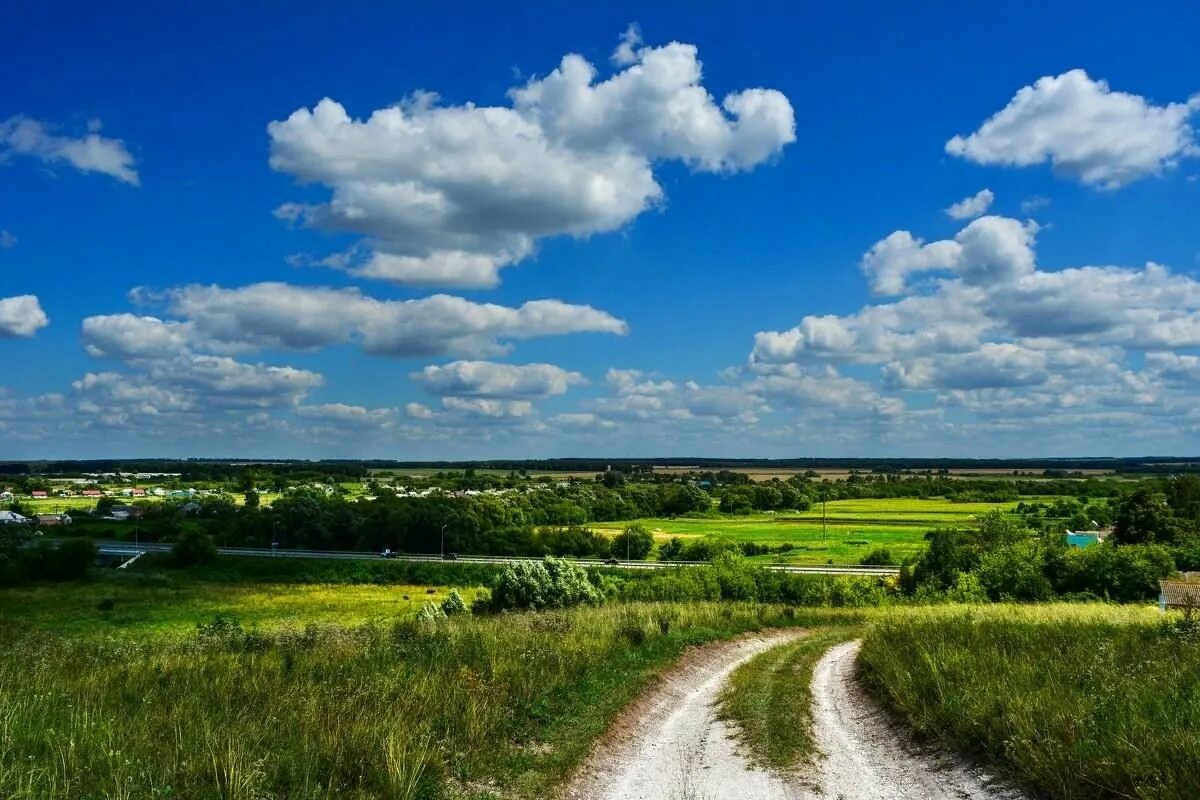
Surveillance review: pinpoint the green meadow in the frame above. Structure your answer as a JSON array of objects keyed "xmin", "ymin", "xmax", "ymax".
[
  {"xmin": 0, "ymin": 578, "xmax": 486, "ymax": 639},
  {"xmin": 593, "ymin": 497, "xmax": 1030, "ymax": 564}
]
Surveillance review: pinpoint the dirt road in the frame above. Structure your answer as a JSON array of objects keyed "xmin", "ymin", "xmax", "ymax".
[
  {"xmin": 566, "ymin": 636, "xmax": 1032, "ymax": 800},
  {"xmin": 564, "ymin": 630, "xmax": 806, "ymax": 800}
]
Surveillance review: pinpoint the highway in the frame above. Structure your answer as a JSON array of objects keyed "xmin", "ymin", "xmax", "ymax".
[{"xmin": 93, "ymin": 540, "xmax": 900, "ymax": 577}]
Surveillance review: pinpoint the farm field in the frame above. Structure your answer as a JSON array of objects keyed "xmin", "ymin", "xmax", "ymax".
[
  {"xmin": 0, "ymin": 579, "xmax": 485, "ymax": 639},
  {"xmin": 593, "ymin": 497, "xmax": 1035, "ymax": 564}
]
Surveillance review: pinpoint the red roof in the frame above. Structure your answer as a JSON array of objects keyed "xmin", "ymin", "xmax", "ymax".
[{"xmin": 31, "ymin": 491, "xmax": 48, "ymax": 497}]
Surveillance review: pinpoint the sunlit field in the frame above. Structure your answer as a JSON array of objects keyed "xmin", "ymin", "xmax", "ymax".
[
  {"xmin": 0, "ymin": 587, "xmax": 854, "ymax": 800},
  {"xmin": 0, "ymin": 579, "xmax": 486, "ymax": 639},
  {"xmin": 593, "ymin": 497, "xmax": 1031, "ymax": 564}
]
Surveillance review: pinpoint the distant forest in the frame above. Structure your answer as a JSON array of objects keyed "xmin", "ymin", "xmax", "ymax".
[{"xmin": 2, "ymin": 456, "xmax": 1199, "ymax": 477}]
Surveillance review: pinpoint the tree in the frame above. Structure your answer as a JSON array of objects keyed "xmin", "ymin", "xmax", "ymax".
[
  {"xmin": 171, "ymin": 529, "xmax": 218, "ymax": 567},
  {"xmin": 611, "ymin": 524, "xmax": 654, "ymax": 560},
  {"xmin": 1113, "ymin": 488, "xmax": 1173, "ymax": 544},
  {"xmin": 906, "ymin": 529, "xmax": 979, "ymax": 592},
  {"xmin": 976, "ymin": 509, "xmax": 1029, "ymax": 549},
  {"xmin": 244, "ymin": 490, "xmax": 260, "ymax": 510},
  {"xmin": 1167, "ymin": 475, "xmax": 1200, "ymax": 523}
]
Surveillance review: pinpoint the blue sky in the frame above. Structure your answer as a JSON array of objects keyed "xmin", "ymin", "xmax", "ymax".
[{"xmin": 1, "ymin": 1, "xmax": 1199, "ymax": 459}]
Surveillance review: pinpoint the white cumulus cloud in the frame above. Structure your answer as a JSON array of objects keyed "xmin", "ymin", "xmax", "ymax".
[
  {"xmin": 0, "ymin": 295, "xmax": 49, "ymax": 338},
  {"xmin": 269, "ymin": 31, "xmax": 794, "ymax": 287},
  {"xmin": 946, "ymin": 69, "xmax": 1200, "ymax": 189}
]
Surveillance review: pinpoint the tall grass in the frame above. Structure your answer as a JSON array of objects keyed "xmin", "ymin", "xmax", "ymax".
[
  {"xmin": 858, "ymin": 604, "xmax": 1200, "ymax": 800},
  {"xmin": 0, "ymin": 603, "xmax": 856, "ymax": 799}
]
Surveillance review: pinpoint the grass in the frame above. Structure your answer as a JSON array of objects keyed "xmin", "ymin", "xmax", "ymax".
[
  {"xmin": 858, "ymin": 603, "xmax": 1199, "ymax": 800},
  {"xmin": 0, "ymin": 598, "xmax": 857, "ymax": 799},
  {"xmin": 593, "ymin": 497, "xmax": 1033, "ymax": 564},
  {"xmin": 717, "ymin": 627, "xmax": 859, "ymax": 770},
  {"xmin": 0, "ymin": 577, "xmax": 486, "ymax": 638}
]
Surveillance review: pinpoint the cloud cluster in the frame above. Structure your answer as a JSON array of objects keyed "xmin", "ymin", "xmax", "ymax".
[
  {"xmin": 412, "ymin": 360, "xmax": 585, "ymax": 398},
  {"xmin": 1, "ymin": 116, "xmax": 139, "ymax": 185},
  {"xmin": 947, "ymin": 70, "xmax": 1199, "ymax": 188},
  {"xmin": 753, "ymin": 212, "xmax": 1200, "ymax": 438},
  {"xmin": 0, "ymin": 295, "xmax": 49, "ymax": 338},
  {"xmin": 83, "ymin": 282, "xmax": 626, "ymax": 359},
  {"xmin": 269, "ymin": 32, "xmax": 794, "ymax": 287}
]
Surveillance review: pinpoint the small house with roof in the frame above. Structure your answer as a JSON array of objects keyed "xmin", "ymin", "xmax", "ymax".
[{"xmin": 1159, "ymin": 580, "xmax": 1200, "ymax": 612}]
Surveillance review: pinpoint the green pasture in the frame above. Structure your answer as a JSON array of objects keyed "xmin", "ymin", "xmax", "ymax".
[
  {"xmin": 0, "ymin": 579, "xmax": 484, "ymax": 639},
  {"xmin": 593, "ymin": 497, "xmax": 1036, "ymax": 564}
]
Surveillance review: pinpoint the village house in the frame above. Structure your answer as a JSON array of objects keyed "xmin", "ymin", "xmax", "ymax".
[
  {"xmin": 30, "ymin": 490, "xmax": 48, "ymax": 499},
  {"xmin": 1064, "ymin": 528, "xmax": 1112, "ymax": 548},
  {"xmin": 34, "ymin": 513, "xmax": 72, "ymax": 527},
  {"xmin": 1160, "ymin": 579, "xmax": 1200, "ymax": 612},
  {"xmin": 0, "ymin": 510, "xmax": 30, "ymax": 525}
]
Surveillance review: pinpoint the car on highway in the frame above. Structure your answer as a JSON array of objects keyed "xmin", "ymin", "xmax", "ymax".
[
  {"xmin": 380, "ymin": 548, "xmax": 395, "ymax": 559},
  {"xmin": 604, "ymin": 557, "xmax": 620, "ymax": 565},
  {"xmin": 442, "ymin": 552, "xmax": 458, "ymax": 561}
]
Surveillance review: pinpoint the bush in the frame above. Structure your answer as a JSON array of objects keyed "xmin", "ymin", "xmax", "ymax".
[
  {"xmin": 610, "ymin": 524, "xmax": 654, "ymax": 560},
  {"xmin": 860, "ymin": 547, "xmax": 895, "ymax": 566},
  {"xmin": 486, "ymin": 557, "xmax": 603, "ymax": 611},
  {"xmin": 976, "ymin": 541, "xmax": 1054, "ymax": 601},
  {"xmin": 440, "ymin": 590, "xmax": 468, "ymax": 616}
]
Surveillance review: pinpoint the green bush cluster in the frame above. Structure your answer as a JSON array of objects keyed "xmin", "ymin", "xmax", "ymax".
[
  {"xmin": 486, "ymin": 556, "xmax": 603, "ymax": 611},
  {"xmin": 901, "ymin": 509, "xmax": 1178, "ymax": 602}
]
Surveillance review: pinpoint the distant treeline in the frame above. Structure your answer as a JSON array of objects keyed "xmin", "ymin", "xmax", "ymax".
[{"xmin": 4, "ymin": 455, "xmax": 1200, "ymax": 477}]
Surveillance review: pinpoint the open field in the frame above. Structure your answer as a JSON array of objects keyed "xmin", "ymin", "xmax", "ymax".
[
  {"xmin": 0, "ymin": 585, "xmax": 857, "ymax": 800},
  {"xmin": 859, "ymin": 604, "xmax": 1195, "ymax": 800},
  {"xmin": 0, "ymin": 578, "xmax": 486, "ymax": 639},
  {"xmin": 593, "ymin": 497, "xmax": 1031, "ymax": 564}
]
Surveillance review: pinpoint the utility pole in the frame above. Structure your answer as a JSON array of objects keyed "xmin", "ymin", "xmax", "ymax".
[
  {"xmin": 822, "ymin": 489, "xmax": 827, "ymax": 542},
  {"xmin": 441, "ymin": 524, "xmax": 448, "ymax": 558}
]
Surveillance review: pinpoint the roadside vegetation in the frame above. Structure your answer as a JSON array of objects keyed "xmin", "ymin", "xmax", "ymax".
[
  {"xmin": 0, "ymin": 601, "xmax": 856, "ymax": 800},
  {"xmin": 859, "ymin": 604, "xmax": 1200, "ymax": 800}
]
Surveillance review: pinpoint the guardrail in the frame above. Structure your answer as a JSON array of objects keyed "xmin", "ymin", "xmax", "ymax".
[{"xmin": 90, "ymin": 540, "xmax": 900, "ymax": 576}]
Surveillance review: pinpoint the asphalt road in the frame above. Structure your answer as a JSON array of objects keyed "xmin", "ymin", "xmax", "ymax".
[{"xmin": 91, "ymin": 540, "xmax": 900, "ymax": 576}]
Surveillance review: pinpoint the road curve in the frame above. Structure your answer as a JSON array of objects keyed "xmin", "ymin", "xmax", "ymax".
[{"xmin": 565, "ymin": 631, "xmax": 807, "ymax": 800}]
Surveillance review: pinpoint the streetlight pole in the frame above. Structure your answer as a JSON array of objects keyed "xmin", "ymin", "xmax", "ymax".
[
  {"xmin": 440, "ymin": 524, "xmax": 447, "ymax": 559},
  {"xmin": 821, "ymin": 489, "xmax": 828, "ymax": 542}
]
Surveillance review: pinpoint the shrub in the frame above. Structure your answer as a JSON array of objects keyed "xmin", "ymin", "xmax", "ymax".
[
  {"xmin": 415, "ymin": 602, "xmax": 446, "ymax": 624},
  {"xmin": 486, "ymin": 556, "xmax": 603, "ymax": 611},
  {"xmin": 609, "ymin": 524, "xmax": 654, "ymax": 560},
  {"xmin": 860, "ymin": 547, "xmax": 895, "ymax": 566},
  {"xmin": 440, "ymin": 590, "xmax": 468, "ymax": 616}
]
